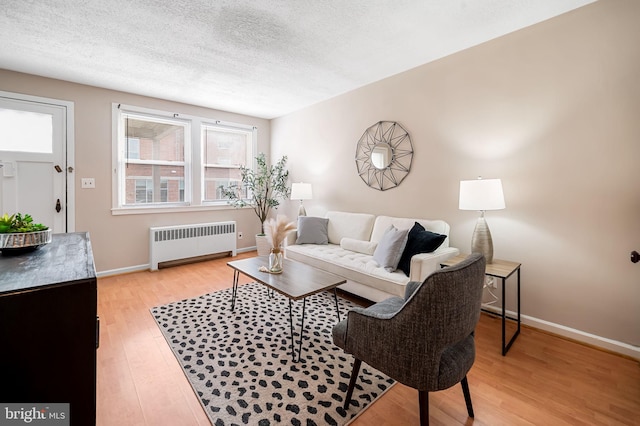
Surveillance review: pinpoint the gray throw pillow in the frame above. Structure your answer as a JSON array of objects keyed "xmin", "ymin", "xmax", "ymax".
[
  {"xmin": 373, "ymin": 225, "xmax": 409, "ymax": 272},
  {"xmin": 295, "ymin": 216, "xmax": 329, "ymax": 245}
]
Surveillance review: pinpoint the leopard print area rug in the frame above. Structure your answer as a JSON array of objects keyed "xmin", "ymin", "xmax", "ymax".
[{"xmin": 151, "ymin": 282, "xmax": 394, "ymax": 426}]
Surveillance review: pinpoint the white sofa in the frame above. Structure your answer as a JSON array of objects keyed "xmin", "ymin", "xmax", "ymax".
[{"xmin": 285, "ymin": 211, "xmax": 460, "ymax": 302}]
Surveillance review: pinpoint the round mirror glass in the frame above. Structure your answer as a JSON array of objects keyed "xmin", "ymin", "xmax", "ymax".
[{"xmin": 371, "ymin": 143, "xmax": 392, "ymax": 169}]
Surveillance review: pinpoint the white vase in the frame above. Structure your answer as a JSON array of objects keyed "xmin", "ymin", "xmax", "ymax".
[{"xmin": 255, "ymin": 234, "xmax": 271, "ymax": 256}]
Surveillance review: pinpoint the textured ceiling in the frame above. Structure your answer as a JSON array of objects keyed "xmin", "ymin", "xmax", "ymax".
[{"xmin": 0, "ymin": 0, "xmax": 594, "ymax": 119}]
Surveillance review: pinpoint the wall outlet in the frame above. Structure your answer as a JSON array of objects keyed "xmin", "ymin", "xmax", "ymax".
[
  {"xmin": 81, "ymin": 178, "xmax": 96, "ymax": 189},
  {"xmin": 485, "ymin": 276, "xmax": 497, "ymax": 289},
  {"xmin": 238, "ymin": 232, "xmax": 243, "ymax": 239}
]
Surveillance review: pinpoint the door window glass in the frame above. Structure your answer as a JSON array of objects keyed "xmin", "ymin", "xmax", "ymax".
[{"xmin": 0, "ymin": 108, "xmax": 53, "ymax": 153}]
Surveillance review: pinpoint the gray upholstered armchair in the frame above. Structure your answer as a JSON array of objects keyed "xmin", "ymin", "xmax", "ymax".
[{"xmin": 332, "ymin": 253, "xmax": 486, "ymax": 425}]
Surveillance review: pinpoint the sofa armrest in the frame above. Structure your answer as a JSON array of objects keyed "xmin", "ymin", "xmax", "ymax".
[{"xmin": 409, "ymin": 247, "xmax": 460, "ymax": 282}]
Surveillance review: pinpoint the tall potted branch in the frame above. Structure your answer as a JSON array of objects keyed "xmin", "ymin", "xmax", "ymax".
[{"xmin": 220, "ymin": 153, "xmax": 290, "ymax": 255}]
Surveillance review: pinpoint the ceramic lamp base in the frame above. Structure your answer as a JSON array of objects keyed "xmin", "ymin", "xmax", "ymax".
[
  {"xmin": 298, "ymin": 202, "xmax": 306, "ymax": 217},
  {"xmin": 471, "ymin": 215, "xmax": 494, "ymax": 264}
]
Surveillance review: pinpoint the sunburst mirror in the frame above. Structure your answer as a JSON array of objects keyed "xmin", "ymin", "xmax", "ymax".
[{"xmin": 355, "ymin": 121, "xmax": 414, "ymax": 191}]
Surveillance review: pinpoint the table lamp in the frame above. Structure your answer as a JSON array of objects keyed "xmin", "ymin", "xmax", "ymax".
[
  {"xmin": 290, "ymin": 183, "xmax": 312, "ymax": 216},
  {"xmin": 459, "ymin": 177, "xmax": 505, "ymax": 264}
]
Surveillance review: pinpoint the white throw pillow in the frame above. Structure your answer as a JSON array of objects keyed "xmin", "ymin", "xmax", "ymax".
[
  {"xmin": 340, "ymin": 237, "xmax": 378, "ymax": 255},
  {"xmin": 372, "ymin": 225, "xmax": 409, "ymax": 272}
]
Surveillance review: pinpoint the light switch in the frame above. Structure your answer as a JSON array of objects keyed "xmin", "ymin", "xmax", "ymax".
[{"xmin": 81, "ymin": 178, "xmax": 96, "ymax": 189}]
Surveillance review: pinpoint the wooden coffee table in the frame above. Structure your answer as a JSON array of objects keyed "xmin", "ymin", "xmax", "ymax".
[{"xmin": 227, "ymin": 257, "xmax": 347, "ymax": 362}]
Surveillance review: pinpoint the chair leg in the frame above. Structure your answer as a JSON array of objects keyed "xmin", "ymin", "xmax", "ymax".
[
  {"xmin": 419, "ymin": 390, "xmax": 429, "ymax": 426},
  {"xmin": 461, "ymin": 375, "xmax": 474, "ymax": 418},
  {"xmin": 343, "ymin": 358, "xmax": 362, "ymax": 410}
]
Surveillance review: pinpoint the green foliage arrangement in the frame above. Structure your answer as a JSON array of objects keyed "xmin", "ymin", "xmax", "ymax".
[
  {"xmin": 219, "ymin": 153, "xmax": 290, "ymax": 234},
  {"xmin": 0, "ymin": 213, "xmax": 49, "ymax": 233}
]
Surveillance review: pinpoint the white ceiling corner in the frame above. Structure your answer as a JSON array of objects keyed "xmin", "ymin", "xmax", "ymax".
[{"xmin": 0, "ymin": 0, "xmax": 595, "ymax": 119}]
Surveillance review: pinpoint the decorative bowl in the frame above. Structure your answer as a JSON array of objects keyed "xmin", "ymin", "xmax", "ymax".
[{"xmin": 0, "ymin": 229, "xmax": 52, "ymax": 253}]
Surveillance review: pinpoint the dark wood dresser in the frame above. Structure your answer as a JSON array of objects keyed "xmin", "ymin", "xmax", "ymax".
[{"xmin": 0, "ymin": 232, "xmax": 98, "ymax": 425}]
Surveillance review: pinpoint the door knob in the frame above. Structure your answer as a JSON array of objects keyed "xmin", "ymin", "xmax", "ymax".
[
  {"xmin": 632, "ymin": 251, "xmax": 639, "ymax": 264},
  {"xmin": 55, "ymin": 199, "xmax": 61, "ymax": 213}
]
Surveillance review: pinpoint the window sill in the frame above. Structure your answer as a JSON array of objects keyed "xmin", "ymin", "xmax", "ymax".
[{"xmin": 111, "ymin": 203, "xmax": 243, "ymax": 216}]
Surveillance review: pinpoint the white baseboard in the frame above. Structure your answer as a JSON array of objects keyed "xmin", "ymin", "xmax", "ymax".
[
  {"xmin": 97, "ymin": 264, "xmax": 149, "ymax": 278},
  {"xmin": 96, "ymin": 247, "xmax": 258, "ymax": 278},
  {"xmin": 482, "ymin": 304, "xmax": 640, "ymax": 360},
  {"xmin": 237, "ymin": 246, "xmax": 257, "ymax": 254}
]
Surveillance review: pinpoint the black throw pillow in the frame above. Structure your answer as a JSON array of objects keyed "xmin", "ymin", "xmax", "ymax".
[{"xmin": 397, "ymin": 222, "xmax": 447, "ymax": 277}]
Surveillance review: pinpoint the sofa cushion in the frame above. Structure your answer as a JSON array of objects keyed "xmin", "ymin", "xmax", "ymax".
[
  {"xmin": 340, "ymin": 237, "xmax": 377, "ymax": 255},
  {"xmin": 326, "ymin": 211, "xmax": 376, "ymax": 244},
  {"xmin": 295, "ymin": 216, "xmax": 329, "ymax": 244},
  {"xmin": 285, "ymin": 243, "xmax": 410, "ymax": 297},
  {"xmin": 373, "ymin": 225, "xmax": 409, "ymax": 272},
  {"xmin": 397, "ymin": 222, "xmax": 447, "ymax": 276}
]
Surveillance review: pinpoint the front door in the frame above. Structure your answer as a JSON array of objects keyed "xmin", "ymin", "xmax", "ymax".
[{"xmin": 0, "ymin": 93, "xmax": 71, "ymax": 233}]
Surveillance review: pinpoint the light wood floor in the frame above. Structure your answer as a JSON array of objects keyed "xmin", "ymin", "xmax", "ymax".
[{"xmin": 96, "ymin": 252, "xmax": 639, "ymax": 425}]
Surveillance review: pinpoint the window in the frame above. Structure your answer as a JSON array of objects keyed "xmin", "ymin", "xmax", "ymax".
[
  {"xmin": 127, "ymin": 138, "xmax": 140, "ymax": 160},
  {"xmin": 202, "ymin": 124, "xmax": 253, "ymax": 202},
  {"xmin": 113, "ymin": 104, "xmax": 256, "ymax": 213},
  {"xmin": 135, "ymin": 179, "xmax": 152, "ymax": 203},
  {"xmin": 118, "ymin": 111, "xmax": 188, "ymax": 206},
  {"xmin": 0, "ymin": 107, "xmax": 53, "ymax": 153}
]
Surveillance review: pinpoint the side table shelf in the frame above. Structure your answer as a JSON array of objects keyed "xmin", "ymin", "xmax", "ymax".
[{"xmin": 441, "ymin": 254, "xmax": 521, "ymax": 355}]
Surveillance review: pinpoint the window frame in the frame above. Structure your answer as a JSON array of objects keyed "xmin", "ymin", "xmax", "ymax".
[{"xmin": 112, "ymin": 103, "xmax": 257, "ymax": 215}]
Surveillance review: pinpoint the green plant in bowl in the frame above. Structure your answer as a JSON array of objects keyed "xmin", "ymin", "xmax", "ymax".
[
  {"xmin": 0, "ymin": 213, "xmax": 51, "ymax": 253},
  {"xmin": 0, "ymin": 213, "xmax": 14, "ymax": 233},
  {"xmin": 0, "ymin": 213, "xmax": 48, "ymax": 233}
]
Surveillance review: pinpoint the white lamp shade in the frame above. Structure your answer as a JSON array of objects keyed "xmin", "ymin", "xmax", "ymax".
[
  {"xmin": 459, "ymin": 178, "xmax": 505, "ymax": 211},
  {"xmin": 290, "ymin": 182, "xmax": 312, "ymax": 200}
]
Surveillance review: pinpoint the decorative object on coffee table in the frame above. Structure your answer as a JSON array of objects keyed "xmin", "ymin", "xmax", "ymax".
[
  {"xmin": 355, "ymin": 121, "xmax": 413, "ymax": 191},
  {"xmin": 264, "ymin": 215, "xmax": 295, "ymax": 273},
  {"xmin": 459, "ymin": 177, "xmax": 505, "ymax": 264},
  {"xmin": 268, "ymin": 247, "xmax": 283, "ymax": 273}
]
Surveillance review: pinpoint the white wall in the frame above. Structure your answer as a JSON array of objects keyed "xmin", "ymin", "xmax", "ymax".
[{"xmin": 272, "ymin": 0, "xmax": 640, "ymax": 349}]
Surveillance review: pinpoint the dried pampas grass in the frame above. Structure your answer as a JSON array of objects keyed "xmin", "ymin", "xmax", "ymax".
[{"xmin": 264, "ymin": 214, "xmax": 296, "ymax": 249}]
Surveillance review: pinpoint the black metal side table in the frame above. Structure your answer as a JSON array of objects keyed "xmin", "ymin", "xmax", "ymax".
[{"xmin": 441, "ymin": 254, "xmax": 521, "ymax": 355}]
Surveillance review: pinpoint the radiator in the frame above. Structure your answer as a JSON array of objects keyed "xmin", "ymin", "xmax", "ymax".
[{"xmin": 149, "ymin": 221, "xmax": 237, "ymax": 270}]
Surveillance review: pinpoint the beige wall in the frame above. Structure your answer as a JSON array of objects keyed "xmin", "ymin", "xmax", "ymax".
[
  {"xmin": 272, "ymin": 0, "xmax": 640, "ymax": 347},
  {"xmin": 0, "ymin": 70, "xmax": 270, "ymax": 272}
]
